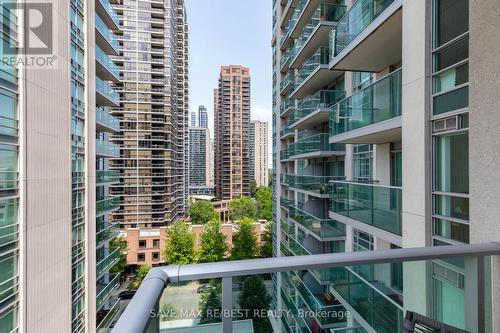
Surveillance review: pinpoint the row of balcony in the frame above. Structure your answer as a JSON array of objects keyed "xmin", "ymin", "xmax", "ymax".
[
  {"xmin": 96, "ymin": 106, "xmax": 120, "ymax": 132},
  {"xmin": 96, "ymin": 247, "xmax": 121, "ymax": 278},
  {"xmin": 280, "ymin": 133, "xmax": 344, "ymax": 160},
  {"xmin": 96, "ymin": 170, "xmax": 120, "ymax": 184},
  {"xmin": 96, "ymin": 139, "xmax": 120, "ymax": 158},
  {"xmin": 96, "ymin": 196, "xmax": 120, "ymax": 216},
  {"xmin": 96, "ymin": 273, "xmax": 120, "ymax": 311},
  {"xmin": 96, "ymin": 76, "xmax": 120, "ymax": 107}
]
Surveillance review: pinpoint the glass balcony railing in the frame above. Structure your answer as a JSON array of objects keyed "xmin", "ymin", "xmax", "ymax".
[
  {"xmin": 289, "ymin": 90, "xmax": 346, "ymax": 124},
  {"xmin": 280, "ymin": 148, "xmax": 291, "ymax": 161},
  {"xmin": 287, "ymin": 133, "xmax": 345, "ymax": 158},
  {"xmin": 96, "ymin": 139, "xmax": 120, "ymax": 157},
  {"xmin": 330, "ymin": 69, "xmax": 402, "ymax": 136},
  {"xmin": 295, "ymin": 47, "xmax": 330, "ymax": 88},
  {"xmin": 96, "ymin": 222, "xmax": 120, "ymax": 245},
  {"xmin": 96, "ymin": 107, "xmax": 120, "ymax": 132},
  {"xmin": 285, "ymin": 173, "xmax": 339, "ymax": 194},
  {"xmin": 280, "ymin": 196, "xmax": 293, "ymax": 210},
  {"xmin": 95, "ymin": 45, "xmax": 120, "ymax": 80},
  {"xmin": 113, "ymin": 244, "xmax": 500, "ymax": 333},
  {"xmin": 287, "ymin": 235, "xmax": 311, "ymax": 256},
  {"xmin": 280, "ymin": 71, "xmax": 295, "ymax": 93},
  {"xmin": 280, "ymin": 98, "xmax": 296, "ymax": 116},
  {"xmin": 331, "ymin": 0, "xmax": 395, "ymax": 58},
  {"xmin": 281, "ymin": 289, "xmax": 312, "ymax": 333},
  {"xmin": 96, "ymin": 170, "xmax": 120, "ymax": 184},
  {"xmin": 280, "ymin": 48, "xmax": 291, "ymax": 69},
  {"xmin": 280, "ymin": 125, "xmax": 294, "ymax": 138},
  {"xmin": 97, "ymin": 273, "xmax": 120, "ymax": 310},
  {"xmin": 96, "ymin": 247, "xmax": 121, "ymax": 278},
  {"xmin": 98, "ymin": 0, "xmax": 120, "ymax": 27},
  {"xmin": 96, "ymin": 196, "xmax": 120, "ymax": 216},
  {"xmin": 330, "ymin": 181, "xmax": 402, "ymax": 235},
  {"xmin": 95, "ymin": 14, "xmax": 120, "ymax": 54},
  {"xmin": 96, "ymin": 77, "xmax": 120, "ymax": 106},
  {"xmin": 288, "ymin": 205, "xmax": 346, "ymax": 238}
]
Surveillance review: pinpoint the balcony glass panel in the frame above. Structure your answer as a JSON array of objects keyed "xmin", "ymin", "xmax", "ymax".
[
  {"xmin": 95, "ymin": 14, "xmax": 120, "ymax": 53},
  {"xmin": 96, "ymin": 170, "xmax": 120, "ymax": 184},
  {"xmin": 280, "ymin": 196, "xmax": 293, "ymax": 210},
  {"xmin": 96, "ymin": 106, "xmax": 120, "ymax": 131},
  {"xmin": 96, "ymin": 247, "xmax": 120, "ymax": 277},
  {"xmin": 98, "ymin": 0, "xmax": 120, "ymax": 27},
  {"xmin": 330, "ymin": 181, "xmax": 402, "ymax": 235},
  {"xmin": 289, "ymin": 90, "xmax": 346, "ymax": 124},
  {"xmin": 330, "ymin": 69, "xmax": 402, "ymax": 136},
  {"xmin": 96, "ymin": 273, "xmax": 120, "ymax": 310},
  {"xmin": 95, "ymin": 45, "xmax": 120, "ymax": 79},
  {"xmin": 332, "ymin": 0, "xmax": 395, "ymax": 57},
  {"xmin": 96, "ymin": 77, "xmax": 120, "ymax": 105},
  {"xmin": 296, "ymin": 47, "xmax": 330, "ymax": 87},
  {"xmin": 0, "ymin": 198, "xmax": 18, "ymax": 248},
  {"xmin": 96, "ymin": 223, "xmax": 120, "ymax": 245},
  {"xmin": 0, "ymin": 252, "xmax": 18, "ymax": 305},
  {"xmin": 280, "ymin": 71, "xmax": 295, "ymax": 93},
  {"xmin": 96, "ymin": 196, "xmax": 120, "ymax": 216},
  {"xmin": 289, "ymin": 205, "xmax": 345, "ymax": 239},
  {"xmin": 288, "ymin": 133, "xmax": 345, "ymax": 159},
  {"xmin": 286, "ymin": 173, "xmax": 342, "ymax": 195},
  {"xmin": 280, "ymin": 125, "xmax": 294, "ymax": 138},
  {"xmin": 280, "ymin": 99, "xmax": 296, "ymax": 116},
  {"xmin": 96, "ymin": 139, "xmax": 120, "ymax": 157}
]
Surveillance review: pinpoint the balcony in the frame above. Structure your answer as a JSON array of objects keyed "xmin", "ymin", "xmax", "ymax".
[
  {"xmin": 96, "ymin": 0, "xmax": 120, "ymax": 30},
  {"xmin": 280, "ymin": 0, "xmax": 300, "ymax": 29},
  {"xmin": 96, "ymin": 222, "xmax": 120, "ymax": 245},
  {"xmin": 330, "ymin": 181, "xmax": 402, "ymax": 236},
  {"xmin": 291, "ymin": 47, "xmax": 342, "ymax": 99},
  {"xmin": 96, "ymin": 247, "xmax": 121, "ymax": 278},
  {"xmin": 329, "ymin": 0, "xmax": 402, "ymax": 72},
  {"xmin": 280, "ymin": 71, "xmax": 295, "ymax": 96},
  {"xmin": 97, "ymin": 273, "xmax": 120, "ymax": 311},
  {"xmin": 329, "ymin": 69, "xmax": 402, "ymax": 144},
  {"xmin": 111, "ymin": 244, "xmax": 500, "ymax": 333},
  {"xmin": 96, "ymin": 139, "xmax": 120, "ymax": 157},
  {"xmin": 280, "ymin": 98, "xmax": 296, "ymax": 117},
  {"xmin": 280, "ymin": 47, "xmax": 291, "ymax": 73},
  {"xmin": 96, "ymin": 77, "xmax": 120, "ymax": 107},
  {"xmin": 280, "ymin": 196, "xmax": 293, "ymax": 210},
  {"xmin": 289, "ymin": 90, "xmax": 345, "ymax": 129},
  {"xmin": 287, "ymin": 133, "xmax": 345, "ymax": 160},
  {"xmin": 96, "ymin": 45, "xmax": 120, "ymax": 82},
  {"xmin": 96, "ymin": 170, "xmax": 120, "ymax": 184},
  {"xmin": 280, "ymin": 0, "xmax": 307, "ymax": 49},
  {"xmin": 280, "ymin": 125, "xmax": 294, "ymax": 139},
  {"xmin": 96, "ymin": 196, "xmax": 120, "ymax": 216},
  {"xmin": 95, "ymin": 14, "xmax": 120, "ymax": 55},
  {"xmin": 96, "ymin": 107, "xmax": 120, "ymax": 132},
  {"xmin": 289, "ymin": 205, "xmax": 345, "ymax": 240}
]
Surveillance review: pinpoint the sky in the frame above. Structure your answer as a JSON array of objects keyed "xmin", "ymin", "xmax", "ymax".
[{"xmin": 185, "ymin": 0, "xmax": 273, "ymax": 163}]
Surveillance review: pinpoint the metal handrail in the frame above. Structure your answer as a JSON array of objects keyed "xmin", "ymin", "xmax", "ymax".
[{"xmin": 112, "ymin": 243, "xmax": 500, "ymax": 333}]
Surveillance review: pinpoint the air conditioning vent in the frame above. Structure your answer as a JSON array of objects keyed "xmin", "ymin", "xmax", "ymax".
[{"xmin": 433, "ymin": 116, "xmax": 459, "ymax": 133}]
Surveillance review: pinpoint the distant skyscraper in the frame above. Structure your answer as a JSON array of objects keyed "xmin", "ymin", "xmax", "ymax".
[
  {"xmin": 190, "ymin": 110, "xmax": 197, "ymax": 127},
  {"xmin": 198, "ymin": 105, "xmax": 208, "ymax": 128},
  {"xmin": 214, "ymin": 65, "xmax": 251, "ymax": 200},
  {"xmin": 250, "ymin": 121, "xmax": 269, "ymax": 187},
  {"xmin": 189, "ymin": 127, "xmax": 210, "ymax": 187}
]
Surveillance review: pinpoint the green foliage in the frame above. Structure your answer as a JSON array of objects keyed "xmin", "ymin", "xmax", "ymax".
[
  {"xmin": 189, "ymin": 200, "xmax": 218, "ymax": 224},
  {"xmin": 250, "ymin": 180, "xmax": 258, "ymax": 197},
  {"xmin": 199, "ymin": 219, "xmax": 228, "ymax": 263},
  {"xmin": 255, "ymin": 186, "xmax": 272, "ymax": 221},
  {"xmin": 260, "ymin": 222, "xmax": 273, "ymax": 258},
  {"xmin": 199, "ymin": 280, "xmax": 222, "ymax": 324},
  {"xmin": 130, "ymin": 264, "xmax": 150, "ymax": 289},
  {"xmin": 231, "ymin": 218, "xmax": 259, "ymax": 260},
  {"xmin": 160, "ymin": 303, "xmax": 176, "ymax": 321},
  {"xmin": 238, "ymin": 276, "xmax": 272, "ymax": 333},
  {"xmin": 164, "ymin": 221, "xmax": 196, "ymax": 265},
  {"xmin": 229, "ymin": 196, "xmax": 257, "ymax": 221},
  {"xmin": 110, "ymin": 237, "xmax": 127, "ymax": 275}
]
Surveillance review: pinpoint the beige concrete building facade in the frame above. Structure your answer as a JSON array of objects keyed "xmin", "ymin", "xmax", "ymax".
[{"xmin": 214, "ymin": 65, "xmax": 251, "ymax": 200}]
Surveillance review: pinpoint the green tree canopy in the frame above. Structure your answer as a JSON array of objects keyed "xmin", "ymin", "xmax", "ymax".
[
  {"xmin": 255, "ymin": 186, "xmax": 272, "ymax": 221},
  {"xmin": 231, "ymin": 218, "xmax": 259, "ymax": 260},
  {"xmin": 238, "ymin": 276, "xmax": 272, "ymax": 333},
  {"xmin": 229, "ymin": 196, "xmax": 257, "ymax": 221},
  {"xmin": 260, "ymin": 221, "xmax": 273, "ymax": 258},
  {"xmin": 110, "ymin": 237, "xmax": 127, "ymax": 275},
  {"xmin": 198, "ymin": 219, "xmax": 228, "ymax": 263},
  {"xmin": 164, "ymin": 221, "xmax": 196, "ymax": 265},
  {"xmin": 250, "ymin": 180, "xmax": 258, "ymax": 197},
  {"xmin": 130, "ymin": 264, "xmax": 150, "ymax": 289},
  {"xmin": 199, "ymin": 280, "xmax": 222, "ymax": 324},
  {"xmin": 188, "ymin": 200, "xmax": 218, "ymax": 224}
]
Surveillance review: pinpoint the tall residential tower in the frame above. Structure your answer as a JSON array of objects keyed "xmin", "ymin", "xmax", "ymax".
[
  {"xmin": 250, "ymin": 120, "xmax": 269, "ymax": 187},
  {"xmin": 214, "ymin": 65, "xmax": 251, "ymax": 200}
]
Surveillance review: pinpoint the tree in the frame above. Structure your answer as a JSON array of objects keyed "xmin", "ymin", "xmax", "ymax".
[
  {"xmin": 229, "ymin": 196, "xmax": 257, "ymax": 221},
  {"xmin": 110, "ymin": 237, "xmax": 127, "ymax": 275},
  {"xmin": 164, "ymin": 221, "xmax": 196, "ymax": 265},
  {"xmin": 255, "ymin": 186, "xmax": 272, "ymax": 221},
  {"xmin": 160, "ymin": 303, "xmax": 176, "ymax": 321},
  {"xmin": 199, "ymin": 280, "xmax": 222, "ymax": 324},
  {"xmin": 199, "ymin": 219, "xmax": 228, "ymax": 263},
  {"xmin": 250, "ymin": 180, "xmax": 258, "ymax": 197},
  {"xmin": 130, "ymin": 264, "xmax": 150, "ymax": 289},
  {"xmin": 189, "ymin": 200, "xmax": 218, "ymax": 224},
  {"xmin": 238, "ymin": 276, "xmax": 272, "ymax": 333},
  {"xmin": 231, "ymin": 218, "xmax": 259, "ymax": 260},
  {"xmin": 260, "ymin": 221, "xmax": 273, "ymax": 258}
]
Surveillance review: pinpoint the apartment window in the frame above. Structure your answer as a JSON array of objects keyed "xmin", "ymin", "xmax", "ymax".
[
  {"xmin": 434, "ymin": 131, "xmax": 468, "ymax": 194},
  {"xmin": 137, "ymin": 253, "xmax": 145, "ymax": 262},
  {"xmin": 353, "ymin": 229, "xmax": 373, "ymax": 252},
  {"xmin": 139, "ymin": 240, "xmax": 147, "ymax": 249},
  {"xmin": 153, "ymin": 239, "xmax": 160, "ymax": 249},
  {"xmin": 353, "ymin": 144, "xmax": 373, "ymax": 181},
  {"xmin": 152, "ymin": 252, "xmax": 160, "ymax": 261},
  {"xmin": 432, "ymin": 262, "xmax": 466, "ymax": 329},
  {"xmin": 391, "ymin": 143, "xmax": 402, "ymax": 187}
]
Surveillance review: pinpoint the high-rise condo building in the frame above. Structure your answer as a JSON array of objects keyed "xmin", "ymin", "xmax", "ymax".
[
  {"xmin": 214, "ymin": 65, "xmax": 251, "ymax": 200},
  {"xmin": 250, "ymin": 120, "xmax": 269, "ymax": 187},
  {"xmin": 272, "ymin": 0, "xmax": 500, "ymax": 332},
  {"xmin": 189, "ymin": 127, "xmax": 211, "ymax": 187},
  {"xmin": 0, "ymin": 0, "xmax": 123, "ymax": 332},
  {"xmin": 198, "ymin": 104, "xmax": 208, "ymax": 128},
  {"xmin": 110, "ymin": 0, "xmax": 189, "ymax": 229}
]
